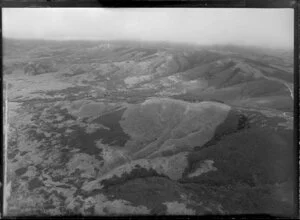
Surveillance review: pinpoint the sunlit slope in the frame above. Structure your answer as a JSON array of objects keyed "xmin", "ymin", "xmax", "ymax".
[
  {"xmin": 121, "ymin": 98, "xmax": 231, "ymax": 158},
  {"xmin": 82, "ymin": 98, "xmax": 232, "ymax": 191}
]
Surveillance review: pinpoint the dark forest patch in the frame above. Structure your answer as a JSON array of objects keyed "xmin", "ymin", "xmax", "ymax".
[
  {"xmin": 183, "ymin": 127, "xmax": 293, "ymax": 186},
  {"xmin": 103, "ymin": 176, "xmax": 180, "ymax": 213},
  {"xmin": 91, "ymin": 108, "xmax": 130, "ymax": 147},
  {"xmin": 15, "ymin": 167, "xmax": 28, "ymax": 176},
  {"xmin": 28, "ymin": 178, "xmax": 44, "ymax": 191}
]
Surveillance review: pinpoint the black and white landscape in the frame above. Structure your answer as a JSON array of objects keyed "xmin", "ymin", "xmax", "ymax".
[{"xmin": 2, "ymin": 8, "xmax": 295, "ymax": 216}]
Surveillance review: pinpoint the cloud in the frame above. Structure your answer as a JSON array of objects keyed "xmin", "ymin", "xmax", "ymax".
[{"xmin": 2, "ymin": 8, "xmax": 294, "ymax": 48}]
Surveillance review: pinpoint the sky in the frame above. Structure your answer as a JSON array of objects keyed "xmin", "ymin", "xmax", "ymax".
[{"xmin": 2, "ymin": 8, "xmax": 294, "ymax": 49}]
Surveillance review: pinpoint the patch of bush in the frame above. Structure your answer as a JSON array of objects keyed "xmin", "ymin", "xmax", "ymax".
[
  {"xmin": 101, "ymin": 167, "xmax": 168, "ymax": 189},
  {"xmin": 184, "ymin": 126, "xmax": 293, "ymax": 186}
]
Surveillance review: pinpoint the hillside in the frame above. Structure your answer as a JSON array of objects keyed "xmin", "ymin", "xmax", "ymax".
[{"xmin": 3, "ymin": 39, "xmax": 294, "ymax": 216}]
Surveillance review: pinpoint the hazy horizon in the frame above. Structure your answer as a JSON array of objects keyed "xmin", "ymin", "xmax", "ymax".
[{"xmin": 3, "ymin": 8, "xmax": 294, "ymax": 49}]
